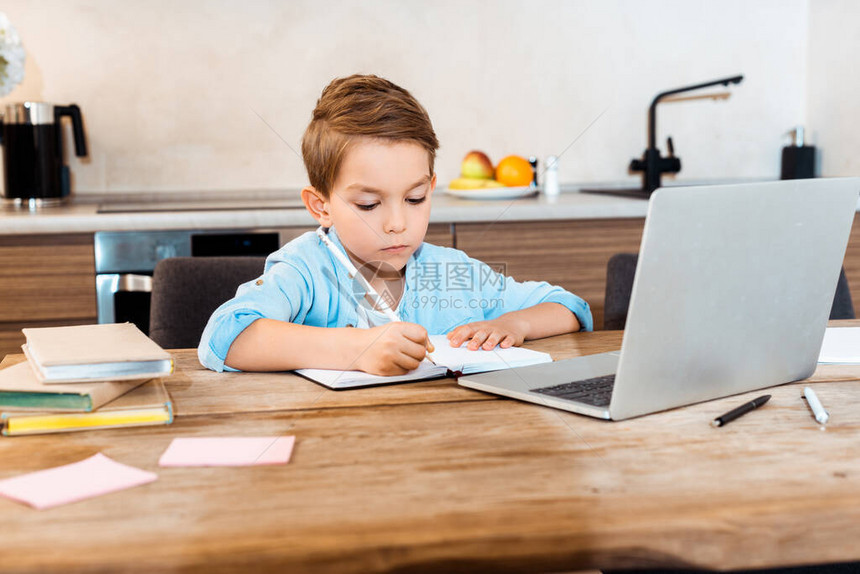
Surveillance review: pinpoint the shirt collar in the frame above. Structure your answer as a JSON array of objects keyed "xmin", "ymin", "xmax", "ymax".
[
  {"xmin": 323, "ymin": 225, "xmax": 422, "ymax": 304},
  {"xmin": 317, "ymin": 227, "xmax": 355, "ymax": 301}
]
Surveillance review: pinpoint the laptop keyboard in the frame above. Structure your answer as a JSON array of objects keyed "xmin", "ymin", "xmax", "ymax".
[{"xmin": 530, "ymin": 374, "xmax": 616, "ymax": 407}]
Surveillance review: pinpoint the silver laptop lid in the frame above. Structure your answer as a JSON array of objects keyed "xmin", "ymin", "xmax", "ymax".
[{"xmin": 610, "ymin": 178, "xmax": 860, "ymax": 420}]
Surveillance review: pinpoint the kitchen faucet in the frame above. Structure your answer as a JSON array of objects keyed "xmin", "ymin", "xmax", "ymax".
[{"xmin": 629, "ymin": 74, "xmax": 744, "ymax": 194}]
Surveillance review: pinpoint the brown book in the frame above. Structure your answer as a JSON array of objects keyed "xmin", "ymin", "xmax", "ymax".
[
  {"xmin": 22, "ymin": 323, "xmax": 174, "ymax": 384},
  {"xmin": 0, "ymin": 361, "xmax": 148, "ymax": 411}
]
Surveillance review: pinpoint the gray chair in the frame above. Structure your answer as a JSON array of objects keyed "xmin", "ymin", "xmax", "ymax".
[
  {"xmin": 149, "ymin": 256, "xmax": 267, "ymax": 349},
  {"xmin": 603, "ymin": 253, "xmax": 640, "ymax": 331},
  {"xmin": 603, "ymin": 252, "xmax": 855, "ymax": 331}
]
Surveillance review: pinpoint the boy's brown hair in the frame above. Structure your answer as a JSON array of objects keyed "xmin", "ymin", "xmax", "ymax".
[{"xmin": 302, "ymin": 74, "xmax": 439, "ymax": 196}]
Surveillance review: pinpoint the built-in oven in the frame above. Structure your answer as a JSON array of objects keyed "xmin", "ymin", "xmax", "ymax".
[{"xmin": 94, "ymin": 229, "xmax": 285, "ymax": 334}]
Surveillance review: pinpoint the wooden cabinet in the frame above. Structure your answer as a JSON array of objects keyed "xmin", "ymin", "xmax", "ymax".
[
  {"xmin": 425, "ymin": 223, "xmax": 454, "ymax": 248},
  {"xmin": 841, "ymin": 214, "xmax": 860, "ymax": 313},
  {"xmin": 0, "ymin": 234, "xmax": 98, "ymax": 357},
  {"xmin": 455, "ymin": 219, "xmax": 646, "ymax": 330}
]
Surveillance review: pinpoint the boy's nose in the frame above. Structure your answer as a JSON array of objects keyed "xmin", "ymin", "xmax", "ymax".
[{"xmin": 383, "ymin": 207, "xmax": 407, "ymax": 234}]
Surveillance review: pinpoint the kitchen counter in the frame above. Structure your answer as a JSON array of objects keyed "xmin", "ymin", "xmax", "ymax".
[{"xmin": 0, "ymin": 186, "xmax": 650, "ymax": 235}]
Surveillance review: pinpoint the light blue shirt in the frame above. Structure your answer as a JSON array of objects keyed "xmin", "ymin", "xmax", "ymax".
[{"xmin": 198, "ymin": 228, "xmax": 593, "ymax": 372}]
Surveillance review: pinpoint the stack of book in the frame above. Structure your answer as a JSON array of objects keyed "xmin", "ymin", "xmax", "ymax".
[{"xmin": 0, "ymin": 323, "xmax": 174, "ymax": 437}]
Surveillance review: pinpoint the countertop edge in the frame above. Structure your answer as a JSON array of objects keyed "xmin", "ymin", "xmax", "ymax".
[
  {"xmin": 0, "ymin": 193, "xmax": 652, "ymax": 235},
  {"xmin": 5, "ymin": 181, "xmax": 854, "ymax": 236}
]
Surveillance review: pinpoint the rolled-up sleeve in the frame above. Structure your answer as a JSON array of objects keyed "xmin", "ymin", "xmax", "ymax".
[
  {"xmin": 197, "ymin": 261, "xmax": 313, "ymax": 372},
  {"xmin": 474, "ymin": 258, "xmax": 593, "ymax": 332}
]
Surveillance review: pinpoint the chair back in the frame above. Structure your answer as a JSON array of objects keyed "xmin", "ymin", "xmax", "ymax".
[
  {"xmin": 603, "ymin": 253, "xmax": 639, "ymax": 331},
  {"xmin": 603, "ymin": 253, "xmax": 855, "ymax": 330},
  {"xmin": 150, "ymin": 256, "xmax": 267, "ymax": 349}
]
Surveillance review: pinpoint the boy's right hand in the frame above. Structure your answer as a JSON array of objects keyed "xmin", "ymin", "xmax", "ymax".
[{"xmin": 354, "ymin": 322, "xmax": 433, "ymax": 376}]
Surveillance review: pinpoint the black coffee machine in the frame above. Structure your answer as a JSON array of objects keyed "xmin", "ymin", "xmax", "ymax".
[{"xmin": 0, "ymin": 102, "xmax": 88, "ymax": 207}]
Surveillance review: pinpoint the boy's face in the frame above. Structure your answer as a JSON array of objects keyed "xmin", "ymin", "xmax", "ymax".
[{"xmin": 308, "ymin": 138, "xmax": 436, "ymax": 274}]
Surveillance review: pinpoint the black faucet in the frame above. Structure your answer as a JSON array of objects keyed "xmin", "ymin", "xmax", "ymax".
[{"xmin": 630, "ymin": 75, "xmax": 744, "ymax": 194}]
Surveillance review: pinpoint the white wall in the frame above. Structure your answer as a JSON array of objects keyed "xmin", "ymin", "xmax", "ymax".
[
  {"xmin": 0, "ymin": 0, "xmax": 809, "ymax": 194},
  {"xmin": 807, "ymin": 0, "xmax": 860, "ymax": 177}
]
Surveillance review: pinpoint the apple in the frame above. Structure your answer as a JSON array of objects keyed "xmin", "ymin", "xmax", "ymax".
[{"xmin": 460, "ymin": 150, "xmax": 494, "ymax": 179}]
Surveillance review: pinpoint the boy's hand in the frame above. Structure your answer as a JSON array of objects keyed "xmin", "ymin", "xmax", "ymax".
[
  {"xmin": 447, "ymin": 315, "xmax": 529, "ymax": 351},
  {"xmin": 354, "ymin": 322, "xmax": 434, "ymax": 376}
]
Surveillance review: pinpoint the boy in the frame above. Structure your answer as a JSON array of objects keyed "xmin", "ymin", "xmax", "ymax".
[{"xmin": 198, "ymin": 74, "xmax": 592, "ymax": 376}]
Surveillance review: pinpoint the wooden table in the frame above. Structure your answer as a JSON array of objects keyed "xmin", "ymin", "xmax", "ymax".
[{"xmin": 3, "ymin": 324, "xmax": 860, "ymax": 573}]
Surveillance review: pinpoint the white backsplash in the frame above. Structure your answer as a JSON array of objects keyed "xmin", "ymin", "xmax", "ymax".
[{"xmin": 0, "ymin": 0, "xmax": 815, "ymax": 195}]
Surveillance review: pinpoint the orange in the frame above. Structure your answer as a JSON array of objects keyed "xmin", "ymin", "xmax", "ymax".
[{"xmin": 494, "ymin": 155, "xmax": 533, "ymax": 187}]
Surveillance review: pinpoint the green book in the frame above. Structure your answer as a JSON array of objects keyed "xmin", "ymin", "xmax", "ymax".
[{"xmin": 0, "ymin": 362, "xmax": 148, "ymax": 412}]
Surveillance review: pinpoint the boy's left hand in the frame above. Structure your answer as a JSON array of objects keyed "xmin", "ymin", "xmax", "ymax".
[{"xmin": 447, "ymin": 316, "xmax": 528, "ymax": 351}]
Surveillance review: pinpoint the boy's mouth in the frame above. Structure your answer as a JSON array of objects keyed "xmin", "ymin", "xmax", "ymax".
[{"xmin": 382, "ymin": 244, "xmax": 408, "ymax": 253}]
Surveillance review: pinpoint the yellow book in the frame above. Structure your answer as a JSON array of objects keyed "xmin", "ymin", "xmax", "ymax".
[{"xmin": 1, "ymin": 378, "xmax": 173, "ymax": 437}]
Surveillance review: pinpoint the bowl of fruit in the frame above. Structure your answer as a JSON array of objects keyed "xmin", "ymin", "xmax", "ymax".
[{"xmin": 444, "ymin": 151, "xmax": 539, "ymax": 199}]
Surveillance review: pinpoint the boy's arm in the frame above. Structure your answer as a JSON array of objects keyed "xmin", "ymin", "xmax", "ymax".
[
  {"xmin": 507, "ymin": 301, "xmax": 581, "ymax": 339},
  {"xmin": 447, "ymin": 302, "xmax": 579, "ymax": 350},
  {"xmin": 225, "ymin": 318, "xmax": 433, "ymax": 376},
  {"xmin": 442, "ymin": 254, "xmax": 592, "ymax": 350}
]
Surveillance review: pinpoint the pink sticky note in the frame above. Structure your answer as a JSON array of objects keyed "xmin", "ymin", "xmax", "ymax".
[
  {"xmin": 0, "ymin": 453, "xmax": 157, "ymax": 510},
  {"xmin": 158, "ymin": 436, "xmax": 295, "ymax": 467}
]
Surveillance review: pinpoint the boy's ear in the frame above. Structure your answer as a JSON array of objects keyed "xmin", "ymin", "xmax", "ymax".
[
  {"xmin": 301, "ymin": 186, "xmax": 333, "ymax": 227},
  {"xmin": 428, "ymin": 173, "xmax": 437, "ymax": 196}
]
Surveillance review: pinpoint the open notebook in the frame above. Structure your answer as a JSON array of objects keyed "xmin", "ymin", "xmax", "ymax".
[
  {"xmin": 296, "ymin": 335, "xmax": 553, "ymax": 389},
  {"xmin": 818, "ymin": 327, "xmax": 860, "ymax": 364}
]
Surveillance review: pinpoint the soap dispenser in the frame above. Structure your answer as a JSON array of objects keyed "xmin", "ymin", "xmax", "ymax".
[
  {"xmin": 543, "ymin": 156, "xmax": 559, "ymax": 197},
  {"xmin": 780, "ymin": 126, "xmax": 816, "ymax": 180}
]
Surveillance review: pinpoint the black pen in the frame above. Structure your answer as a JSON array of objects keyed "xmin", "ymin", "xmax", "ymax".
[{"xmin": 711, "ymin": 394, "xmax": 771, "ymax": 427}]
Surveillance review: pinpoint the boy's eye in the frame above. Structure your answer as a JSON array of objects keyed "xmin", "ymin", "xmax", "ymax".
[
  {"xmin": 407, "ymin": 196, "xmax": 427, "ymax": 205},
  {"xmin": 355, "ymin": 203, "xmax": 378, "ymax": 211}
]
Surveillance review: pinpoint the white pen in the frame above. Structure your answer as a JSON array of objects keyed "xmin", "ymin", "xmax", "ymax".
[
  {"xmin": 803, "ymin": 386, "xmax": 830, "ymax": 425},
  {"xmin": 316, "ymin": 226, "xmax": 436, "ymax": 364}
]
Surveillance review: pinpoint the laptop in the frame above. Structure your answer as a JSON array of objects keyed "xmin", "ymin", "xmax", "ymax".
[{"xmin": 458, "ymin": 178, "xmax": 860, "ymax": 420}]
